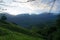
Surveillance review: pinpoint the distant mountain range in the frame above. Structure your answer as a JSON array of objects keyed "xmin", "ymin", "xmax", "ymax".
[{"xmin": 0, "ymin": 12, "xmax": 57, "ymax": 27}]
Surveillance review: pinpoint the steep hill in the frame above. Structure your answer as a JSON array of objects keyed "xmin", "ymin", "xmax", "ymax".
[{"xmin": 0, "ymin": 20, "xmax": 44, "ymax": 40}]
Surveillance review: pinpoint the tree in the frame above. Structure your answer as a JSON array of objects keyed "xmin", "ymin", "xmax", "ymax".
[
  {"xmin": 52, "ymin": 14, "xmax": 60, "ymax": 40},
  {"xmin": 49, "ymin": 0, "xmax": 56, "ymax": 13},
  {"xmin": 1, "ymin": 14, "xmax": 7, "ymax": 21},
  {"xmin": 56, "ymin": 14, "xmax": 60, "ymax": 28}
]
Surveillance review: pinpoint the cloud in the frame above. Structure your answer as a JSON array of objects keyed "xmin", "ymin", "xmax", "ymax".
[{"xmin": 0, "ymin": 0, "xmax": 60, "ymax": 15}]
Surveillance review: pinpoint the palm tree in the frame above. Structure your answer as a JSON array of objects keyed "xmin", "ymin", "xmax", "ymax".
[
  {"xmin": 49, "ymin": 0, "xmax": 56, "ymax": 13},
  {"xmin": 13, "ymin": 0, "xmax": 35, "ymax": 3},
  {"xmin": 0, "ymin": 0, "xmax": 4, "ymax": 3}
]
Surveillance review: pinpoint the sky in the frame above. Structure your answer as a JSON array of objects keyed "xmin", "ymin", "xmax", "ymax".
[{"xmin": 0, "ymin": 0, "xmax": 60, "ymax": 15}]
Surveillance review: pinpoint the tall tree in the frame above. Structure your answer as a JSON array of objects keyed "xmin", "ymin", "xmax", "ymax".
[
  {"xmin": 1, "ymin": 14, "xmax": 7, "ymax": 21},
  {"xmin": 56, "ymin": 14, "xmax": 60, "ymax": 28},
  {"xmin": 49, "ymin": 0, "xmax": 56, "ymax": 13}
]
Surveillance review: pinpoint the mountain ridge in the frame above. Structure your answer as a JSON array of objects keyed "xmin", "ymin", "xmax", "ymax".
[{"xmin": 0, "ymin": 12, "xmax": 57, "ymax": 27}]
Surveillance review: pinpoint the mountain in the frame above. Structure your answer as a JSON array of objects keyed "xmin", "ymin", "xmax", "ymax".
[
  {"xmin": 0, "ymin": 20, "xmax": 44, "ymax": 40},
  {"xmin": 0, "ymin": 13, "xmax": 60, "ymax": 40},
  {"xmin": 0, "ymin": 12, "xmax": 57, "ymax": 27}
]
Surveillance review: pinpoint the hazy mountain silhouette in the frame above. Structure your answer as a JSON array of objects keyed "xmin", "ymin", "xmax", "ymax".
[{"xmin": 0, "ymin": 12, "xmax": 57, "ymax": 27}]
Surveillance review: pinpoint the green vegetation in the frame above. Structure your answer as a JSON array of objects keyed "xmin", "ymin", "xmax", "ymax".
[
  {"xmin": 30, "ymin": 14, "xmax": 60, "ymax": 40},
  {"xmin": 0, "ymin": 14, "xmax": 7, "ymax": 21},
  {"xmin": 0, "ymin": 20, "xmax": 44, "ymax": 40},
  {"xmin": 0, "ymin": 14, "xmax": 60, "ymax": 40}
]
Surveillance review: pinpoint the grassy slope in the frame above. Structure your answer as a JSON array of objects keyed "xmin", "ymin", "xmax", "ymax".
[{"xmin": 0, "ymin": 20, "xmax": 44, "ymax": 40}]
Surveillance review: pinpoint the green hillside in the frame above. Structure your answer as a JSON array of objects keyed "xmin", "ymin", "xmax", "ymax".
[{"xmin": 0, "ymin": 20, "xmax": 44, "ymax": 40}]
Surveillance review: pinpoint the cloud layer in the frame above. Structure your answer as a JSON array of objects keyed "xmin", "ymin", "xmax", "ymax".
[{"xmin": 0, "ymin": 0, "xmax": 60, "ymax": 15}]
